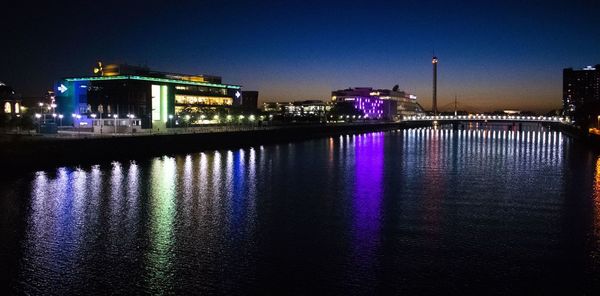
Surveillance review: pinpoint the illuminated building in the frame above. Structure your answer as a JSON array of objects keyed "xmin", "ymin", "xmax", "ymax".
[
  {"xmin": 55, "ymin": 63, "xmax": 242, "ymax": 129},
  {"xmin": 262, "ymin": 101, "xmax": 285, "ymax": 114},
  {"xmin": 262, "ymin": 100, "xmax": 330, "ymax": 120},
  {"xmin": 0, "ymin": 82, "xmax": 22, "ymax": 116},
  {"xmin": 331, "ymin": 87, "xmax": 423, "ymax": 120},
  {"xmin": 563, "ymin": 65, "xmax": 600, "ymax": 126}
]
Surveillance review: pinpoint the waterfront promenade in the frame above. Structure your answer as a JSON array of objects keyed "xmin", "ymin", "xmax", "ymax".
[{"xmin": 1, "ymin": 121, "xmax": 433, "ymax": 171}]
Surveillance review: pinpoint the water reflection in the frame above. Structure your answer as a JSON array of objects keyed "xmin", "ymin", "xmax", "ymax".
[
  {"xmin": 592, "ymin": 157, "xmax": 600, "ymax": 269},
  {"xmin": 352, "ymin": 133, "xmax": 384, "ymax": 275},
  {"xmin": 146, "ymin": 157, "xmax": 177, "ymax": 294},
  {"xmin": 12, "ymin": 124, "xmax": 600, "ymax": 294}
]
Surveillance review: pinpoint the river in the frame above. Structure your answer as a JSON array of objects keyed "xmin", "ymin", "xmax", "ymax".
[{"xmin": 2, "ymin": 124, "xmax": 600, "ymax": 294}]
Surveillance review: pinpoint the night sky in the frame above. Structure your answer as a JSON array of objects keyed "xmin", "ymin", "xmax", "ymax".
[{"xmin": 2, "ymin": 0, "xmax": 599, "ymax": 112}]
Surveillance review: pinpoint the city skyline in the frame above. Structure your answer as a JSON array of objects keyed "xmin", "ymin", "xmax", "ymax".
[{"xmin": 1, "ymin": 1, "xmax": 600, "ymax": 112}]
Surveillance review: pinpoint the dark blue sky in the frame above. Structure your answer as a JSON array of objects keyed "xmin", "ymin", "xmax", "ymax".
[{"xmin": 2, "ymin": 0, "xmax": 599, "ymax": 112}]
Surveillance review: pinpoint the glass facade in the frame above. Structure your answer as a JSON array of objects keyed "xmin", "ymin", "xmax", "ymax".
[
  {"xmin": 56, "ymin": 72, "xmax": 241, "ymax": 129},
  {"xmin": 174, "ymin": 95, "xmax": 233, "ymax": 106}
]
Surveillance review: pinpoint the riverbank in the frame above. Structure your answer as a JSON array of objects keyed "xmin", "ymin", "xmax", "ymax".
[{"xmin": 1, "ymin": 121, "xmax": 432, "ymax": 172}]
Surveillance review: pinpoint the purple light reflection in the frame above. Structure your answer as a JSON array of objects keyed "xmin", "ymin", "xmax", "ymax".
[{"xmin": 351, "ymin": 132, "xmax": 384, "ymax": 281}]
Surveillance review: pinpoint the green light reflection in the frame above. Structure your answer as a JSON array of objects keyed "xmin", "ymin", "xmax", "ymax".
[{"xmin": 146, "ymin": 157, "xmax": 177, "ymax": 294}]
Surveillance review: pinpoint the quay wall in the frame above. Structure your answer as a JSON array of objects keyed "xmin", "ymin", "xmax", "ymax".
[{"xmin": 0, "ymin": 122, "xmax": 432, "ymax": 172}]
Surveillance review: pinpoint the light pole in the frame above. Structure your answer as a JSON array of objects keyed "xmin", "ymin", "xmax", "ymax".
[
  {"xmin": 73, "ymin": 114, "xmax": 81, "ymax": 136},
  {"xmin": 58, "ymin": 114, "xmax": 63, "ymax": 127},
  {"xmin": 185, "ymin": 114, "xmax": 191, "ymax": 132},
  {"xmin": 128, "ymin": 114, "xmax": 135, "ymax": 135},
  {"xmin": 168, "ymin": 114, "xmax": 173, "ymax": 130},
  {"xmin": 113, "ymin": 114, "xmax": 118, "ymax": 133},
  {"xmin": 91, "ymin": 113, "xmax": 96, "ymax": 131},
  {"xmin": 35, "ymin": 113, "xmax": 41, "ymax": 133}
]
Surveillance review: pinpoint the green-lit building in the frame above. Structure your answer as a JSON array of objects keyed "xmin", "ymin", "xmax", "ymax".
[{"xmin": 55, "ymin": 63, "xmax": 242, "ymax": 129}]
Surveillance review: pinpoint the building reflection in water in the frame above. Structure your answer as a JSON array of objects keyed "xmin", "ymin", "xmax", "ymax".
[
  {"xmin": 146, "ymin": 157, "xmax": 177, "ymax": 294},
  {"xmin": 352, "ymin": 132, "xmax": 384, "ymax": 279},
  {"xmin": 21, "ymin": 168, "xmax": 92, "ymax": 293},
  {"xmin": 592, "ymin": 156, "xmax": 600, "ymax": 269},
  {"xmin": 16, "ymin": 123, "xmax": 579, "ymax": 294}
]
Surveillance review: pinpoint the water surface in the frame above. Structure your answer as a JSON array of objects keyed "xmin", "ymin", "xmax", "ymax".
[{"xmin": 2, "ymin": 125, "xmax": 600, "ymax": 294}]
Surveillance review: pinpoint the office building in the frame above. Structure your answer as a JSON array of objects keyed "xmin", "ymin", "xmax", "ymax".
[
  {"xmin": 563, "ymin": 65, "xmax": 600, "ymax": 125},
  {"xmin": 262, "ymin": 100, "xmax": 330, "ymax": 121},
  {"xmin": 241, "ymin": 91, "xmax": 259, "ymax": 111},
  {"xmin": 55, "ymin": 63, "xmax": 243, "ymax": 130},
  {"xmin": 0, "ymin": 82, "xmax": 22, "ymax": 116},
  {"xmin": 331, "ymin": 87, "xmax": 423, "ymax": 120}
]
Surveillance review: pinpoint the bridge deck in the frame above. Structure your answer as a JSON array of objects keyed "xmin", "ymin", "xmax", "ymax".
[{"xmin": 404, "ymin": 115, "xmax": 569, "ymax": 123}]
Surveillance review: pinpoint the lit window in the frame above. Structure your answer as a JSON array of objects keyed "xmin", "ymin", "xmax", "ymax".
[{"xmin": 4, "ymin": 102, "xmax": 11, "ymax": 113}]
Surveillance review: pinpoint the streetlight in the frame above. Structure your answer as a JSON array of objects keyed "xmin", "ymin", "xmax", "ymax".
[
  {"xmin": 184, "ymin": 114, "xmax": 191, "ymax": 132},
  {"xmin": 75, "ymin": 114, "xmax": 82, "ymax": 136},
  {"xmin": 113, "ymin": 114, "xmax": 118, "ymax": 133},
  {"xmin": 168, "ymin": 114, "xmax": 173, "ymax": 129},
  {"xmin": 91, "ymin": 113, "xmax": 97, "ymax": 134},
  {"xmin": 58, "ymin": 114, "xmax": 64, "ymax": 127},
  {"xmin": 35, "ymin": 113, "xmax": 42, "ymax": 133},
  {"xmin": 127, "ymin": 114, "xmax": 135, "ymax": 135}
]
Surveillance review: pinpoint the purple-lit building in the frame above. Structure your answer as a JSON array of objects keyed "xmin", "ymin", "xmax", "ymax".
[
  {"xmin": 331, "ymin": 87, "xmax": 423, "ymax": 120},
  {"xmin": 349, "ymin": 96, "xmax": 386, "ymax": 119}
]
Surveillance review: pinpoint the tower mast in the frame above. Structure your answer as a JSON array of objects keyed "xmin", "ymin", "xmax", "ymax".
[
  {"xmin": 432, "ymin": 55, "xmax": 438, "ymax": 115},
  {"xmin": 454, "ymin": 94, "xmax": 457, "ymax": 118}
]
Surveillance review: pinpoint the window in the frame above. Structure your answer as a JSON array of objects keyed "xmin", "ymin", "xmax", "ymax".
[{"xmin": 175, "ymin": 95, "xmax": 232, "ymax": 106}]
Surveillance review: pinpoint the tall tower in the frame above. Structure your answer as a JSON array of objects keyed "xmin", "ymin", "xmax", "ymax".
[{"xmin": 432, "ymin": 56, "xmax": 438, "ymax": 115}]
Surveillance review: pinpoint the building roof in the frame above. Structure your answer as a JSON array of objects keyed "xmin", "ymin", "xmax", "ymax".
[{"xmin": 63, "ymin": 75, "xmax": 241, "ymax": 89}]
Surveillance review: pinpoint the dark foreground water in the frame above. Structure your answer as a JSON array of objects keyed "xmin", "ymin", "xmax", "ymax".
[{"xmin": 2, "ymin": 125, "xmax": 600, "ymax": 294}]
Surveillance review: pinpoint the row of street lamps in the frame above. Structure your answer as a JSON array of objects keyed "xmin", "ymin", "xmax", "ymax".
[{"xmin": 168, "ymin": 114, "xmax": 262, "ymax": 125}]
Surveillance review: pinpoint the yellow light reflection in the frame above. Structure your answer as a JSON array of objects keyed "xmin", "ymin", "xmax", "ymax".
[
  {"xmin": 146, "ymin": 157, "xmax": 177, "ymax": 294},
  {"xmin": 592, "ymin": 156, "xmax": 600, "ymax": 265}
]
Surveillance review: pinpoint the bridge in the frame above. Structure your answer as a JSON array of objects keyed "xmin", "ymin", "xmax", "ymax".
[{"xmin": 403, "ymin": 114, "xmax": 570, "ymax": 123}]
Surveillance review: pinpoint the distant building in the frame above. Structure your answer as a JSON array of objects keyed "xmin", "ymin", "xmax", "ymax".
[
  {"xmin": 0, "ymin": 82, "xmax": 22, "ymax": 117},
  {"xmin": 331, "ymin": 87, "xmax": 423, "ymax": 120},
  {"xmin": 503, "ymin": 110, "xmax": 521, "ymax": 115},
  {"xmin": 241, "ymin": 91, "xmax": 259, "ymax": 111},
  {"xmin": 563, "ymin": 65, "xmax": 600, "ymax": 125},
  {"xmin": 263, "ymin": 101, "xmax": 285, "ymax": 114},
  {"xmin": 55, "ymin": 63, "xmax": 243, "ymax": 130},
  {"xmin": 262, "ymin": 100, "xmax": 330, "ymax": 120}
]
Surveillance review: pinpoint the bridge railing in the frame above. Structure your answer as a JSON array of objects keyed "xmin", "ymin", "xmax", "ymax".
[{"xmin": 403, "ymin": 115, "xmax": 570, "ymax": 123}]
